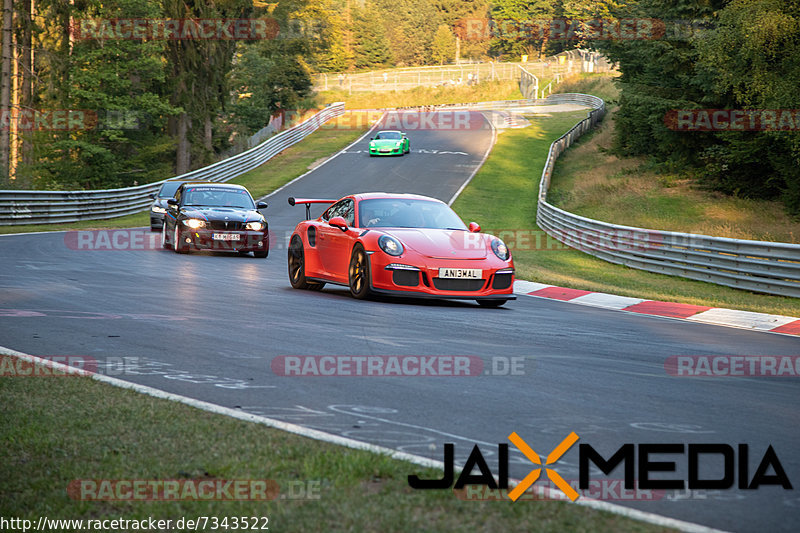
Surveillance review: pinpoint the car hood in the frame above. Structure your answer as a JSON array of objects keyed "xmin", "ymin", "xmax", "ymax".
[
  {"xmin": 182, "ymin": 207, "xmax": 261, "ymax": 222},
  {"xmin": 383, "ymin": 228, "xmax": 489, "ymax": 259}
]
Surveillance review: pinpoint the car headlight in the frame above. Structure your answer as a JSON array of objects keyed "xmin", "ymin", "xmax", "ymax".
[
  {"xmin": 395, "ymin": 141, "xmax": 402, "ymax": 147},
  {"xmin": 246, "ymin": 221, "xmax": 265, "ymax": 231},
  {"xmin": 183, "ymin": 218, "xmax": 205, "ymax": 229},
  {"xmin": 491, "ymin": 238, "xmax": 510, "ymax": 260},
  {"xmin": 151, "ymin": 206, "xmax": 166, "ymax": 214},
  {"xmin": 378, "ymin": 235, "xmax": 404, "ymax": 256}
]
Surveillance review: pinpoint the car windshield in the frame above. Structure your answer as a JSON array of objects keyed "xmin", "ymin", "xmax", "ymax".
[
  {"xmin": 358, "ymin": 198, "xmax": 466, "ymax": 230},
  {"xmin": 183, "ymin": 187, "xmax": 255, "ymax": 209},
  {"xmin": 375, "ymin": 132, "xmax": 402, "ymax": 140},
  {"xmin": 157, "ymin": 181, "xmax": 184, "ymax": 198}
]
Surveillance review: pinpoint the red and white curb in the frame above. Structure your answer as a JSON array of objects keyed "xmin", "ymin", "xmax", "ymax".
[{"xmin": 513, "ymin": 280, "xmax": 800, "ymax": 336}]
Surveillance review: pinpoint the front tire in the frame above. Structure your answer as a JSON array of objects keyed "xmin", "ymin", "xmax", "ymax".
[
  {"xmin": 288, "ymin": 235, "xmax": 324, "ymax": 290},
  {"xmin": 161, "ymin": 224, "xmax": 172, "ymax": 250},
  {"xmin": 478, "ymin": 299, "xmax": 507, "ymax": 308},
  {"xmin": 348, "ymin": 245, "xmax": 372, "ymax": 300},
  {"xmin": 174, "ymin": 225, "xmax": 189, "ymax": 254}
]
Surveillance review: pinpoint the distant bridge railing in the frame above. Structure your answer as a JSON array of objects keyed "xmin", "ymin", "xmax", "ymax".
[
  {"xmin": 0, "ymin": 103, "xmax": 345, "ymax": 226},
  {"xmin": 537, "ymin": 93, "xmax": 800, "ymax": 297}
]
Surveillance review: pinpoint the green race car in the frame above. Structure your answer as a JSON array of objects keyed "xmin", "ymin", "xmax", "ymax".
[{"xmin": 368, "ymin": 130, "xmax": 410, "ymax": 156}]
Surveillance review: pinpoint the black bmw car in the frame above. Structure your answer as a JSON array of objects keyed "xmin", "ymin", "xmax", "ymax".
[{"xmin": 161, "ymin": 183, "xmax": 269, "ymax": 257}]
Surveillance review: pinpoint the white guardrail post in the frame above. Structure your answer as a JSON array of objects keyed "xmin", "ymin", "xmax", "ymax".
[
  {"xmin": 0, "ymin": 103, "xmax": 346, "ymax": 226},
  {"xmin": 536, "ymin": 93, "xmax": 800, "ymax": 298}
]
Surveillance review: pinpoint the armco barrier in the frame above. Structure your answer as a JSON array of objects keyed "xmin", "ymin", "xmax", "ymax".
[
  {"xmin": 0, "ymin": 103, "xmax": 345, "ymax": 225},
  {"xmin": 536, "ymin": 93, "xmax": 800, "ymax": 297}
]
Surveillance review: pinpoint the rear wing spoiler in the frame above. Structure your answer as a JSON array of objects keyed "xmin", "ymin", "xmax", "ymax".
[{"xmin": 288, "ymin": 197, "xmax": 336, "ymax": 220}]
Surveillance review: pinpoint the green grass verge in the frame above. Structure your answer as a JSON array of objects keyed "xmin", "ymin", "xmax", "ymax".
[
  {"xmin": 0, "ymin": 122, "xmax": 367, "ymax": 235},
  {"xmin": 0, "ymin": 362, "xmax": 672, "ymax": 532},
  {"xmin": 452, "ymin": 103, "xmax": 800, "ymax": 316},
  {"xmin": 317, "ymin": 79, "xmax": 524, "ymax": 110}
]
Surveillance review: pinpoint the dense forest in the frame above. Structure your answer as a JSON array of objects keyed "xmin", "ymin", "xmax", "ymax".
[
  {"xmin": 0, "ymin": 0, "xmax": 492, "ymax": 191},
  {"xmin": 0, "ymin": 0, "xmax": 798, "ymax": 216},
  {"xmin": 595, "ymin": 0, "xmax": 800, "ymax": 216}
]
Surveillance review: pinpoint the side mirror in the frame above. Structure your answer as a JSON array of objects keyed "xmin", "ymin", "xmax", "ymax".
[
  {"xmin": 148, "ymin": 193, "xmax": 156, "ymax": 199},
  {"xmin": 468, "ymin": 222, "xmax": 481, "ymax": 233},
  {"xmin": 328, "ymin": 216, "xmax": 348, "ymax": 231},
  {"xmin": 256, "ymin": 202, "xmax": 268, "ymax": 210},
  {"xmin": 167, "ymin": 198, "xmax": 179, "ymax": 206}
]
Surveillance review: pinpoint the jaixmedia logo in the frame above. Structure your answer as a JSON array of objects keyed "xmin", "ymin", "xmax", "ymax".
[{"xmin": 408, "ymin": 432, "xmax": 793, "ymax": 501}]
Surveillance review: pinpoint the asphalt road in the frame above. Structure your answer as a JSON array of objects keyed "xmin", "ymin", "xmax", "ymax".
[{"xmin": 1, "ymin": 111, "xmax": 798, "ymax": 533}]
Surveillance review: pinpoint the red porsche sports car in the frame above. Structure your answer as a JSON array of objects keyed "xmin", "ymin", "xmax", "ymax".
[{"xmin": 287, "ymin": 193, "xmax": 515, "ymax": 306}]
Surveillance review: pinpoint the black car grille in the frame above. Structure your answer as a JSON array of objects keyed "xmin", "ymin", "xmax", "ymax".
[
  {"xmin": 492, "ymin": 272, "xmax": 513, "ymax": 290},
  {"xmin": 392, "ymin": 269, "xmax": 419, "ymax": 287},
  {"xmin": 432, "ymin": 278, "xmax": 486, "ymax": 292},
  {"xmin": 207, "ymin": 220, "xmax": 245, "ymax": 231}
]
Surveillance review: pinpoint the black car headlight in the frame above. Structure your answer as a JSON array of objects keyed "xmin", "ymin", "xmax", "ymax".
[
  {"xmin": 183, "ymin": 218, "xmax": 205, "ymax": 229},
  {"xmin": 378, "ymin": 235, "xmax": 404, "ymax": 256},
  {"xmin": 151, "ymin": 206, "xmax": 166, "ymax": 214},
  {"xmin": 491, "ymin": 238, "xmax": 510, "ymax": 260},
  {"xmin": 246, "ymin": 221, "xmax": 265, "ymax": 231}
]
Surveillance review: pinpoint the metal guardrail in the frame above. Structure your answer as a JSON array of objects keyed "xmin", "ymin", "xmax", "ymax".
[
  {"xmin": 536, "ymin": 93, "xmax": 800, "ymax": 297},
  {"xmin": 518, "ymin": 66, "xmax": 539, "ymax": 100},
  {"xmin": 0, "ymin": 103, "xmax": 346, "ymax": 225}
]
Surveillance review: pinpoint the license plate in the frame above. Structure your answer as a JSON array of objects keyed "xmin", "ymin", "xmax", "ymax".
[
  {"xmin": 438, "ymin": 268, "xmax": 481, "ymax": 279},
  {"xmin": 212, "ymin": 233, "xmax": 240, "ymax": 241}
]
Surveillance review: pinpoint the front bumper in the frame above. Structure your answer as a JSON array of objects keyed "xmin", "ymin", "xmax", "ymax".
[
  {"xmin": 178, "ymin": 229, "xmax": 269, "ymax": 252},
  {"xmin": 369, "ymin": 146, "xmax": 404, "ymax": 155},
  {"xmin": 368, "ymin": 253, "xmax": 515, "ymax": 299},
  {"xmin": 150, "ymin": 212, "xmax": 166, "ymax": 229}
]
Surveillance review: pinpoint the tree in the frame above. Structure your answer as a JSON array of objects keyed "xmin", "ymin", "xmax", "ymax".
[
  {"xmin": 0, "ymin": 0, "xmax": 11, "ymax": 185},
  {"xmin": 162, "ymin": 0, "xmax": 256, "ymax": 173},
  {"xmin": 32, "ymin": 0, "xmax": 178, "ymax": 190},
  {"xmin": 302, "ymin": 0, "xmax": 353, "ymax": 72},
  {"xmin": 695, "ymin": 0, "xmax": 800, "ymax": 213},
  {"xmin": 489, "ymin": 0, "xmax": 558, "ymax": 59},
  {"xmin": 228, "ymin": 40, "xmax": 312, "ymax": 136},
  {"xmin": 353, "ymin": 3, "xmax": 393, "ymax": 69},
  {"xmin": 374, "ymin": 0, "xmax": 441, "ymax": 65},
  {"xmin": 432, "ymin": 24, "xmax": 456, "ymax": 65}
]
